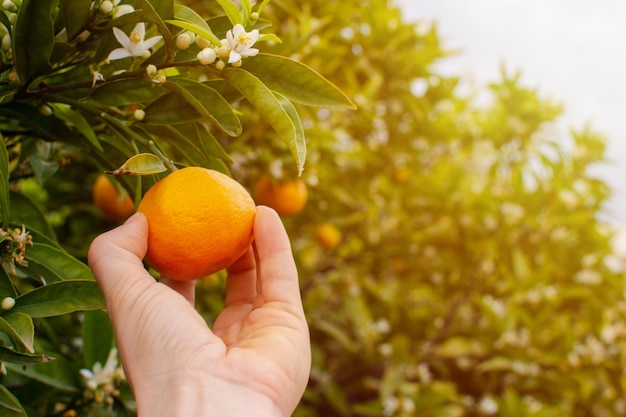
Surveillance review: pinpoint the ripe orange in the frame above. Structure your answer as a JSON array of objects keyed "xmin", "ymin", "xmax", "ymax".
[
  {"xmin": 92, "ymin": 174, "xmax": 135, "ymax": 223},
  {"xmin": 253, "ymin": 175, "xmax": 307, "ymax": 217},
  {"xmin": 315, "ymin": 223, "xmax": 341, "ymax": 249},
  {"xmin": 137, "ymin": 167, "xmax": 256, "ymax": 281}
]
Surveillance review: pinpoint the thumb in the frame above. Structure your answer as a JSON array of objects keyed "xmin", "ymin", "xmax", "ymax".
[{"xmin": 88, "ymin": 213, "xmax": 153, "ymax": 304}]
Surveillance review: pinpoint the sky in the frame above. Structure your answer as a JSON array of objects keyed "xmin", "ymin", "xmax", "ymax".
[{"xmin": 395, "ymin": 0, "xmax": 626, "ymax": 225}]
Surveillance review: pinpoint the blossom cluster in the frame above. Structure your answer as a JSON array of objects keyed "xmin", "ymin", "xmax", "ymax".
[{"xmin": 0, "ymin": 224, "xmax": 33, "ymax": 275}]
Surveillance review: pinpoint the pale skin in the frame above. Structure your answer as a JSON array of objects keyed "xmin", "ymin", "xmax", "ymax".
[{"xmin": 88, "ymin": 206, "xmax": 311, "ymax": 417}]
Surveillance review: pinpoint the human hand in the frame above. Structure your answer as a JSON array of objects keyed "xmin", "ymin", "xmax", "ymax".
[{"xmin": 88, "ymin": 206, "xmax": 311, "ymax": 417}]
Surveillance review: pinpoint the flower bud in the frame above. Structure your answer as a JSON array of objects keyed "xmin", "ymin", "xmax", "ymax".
[
  {"xmin": 176, "ymin": 32, "xmax": 193, "ymax": 50},
  {"xmin": 196, "ymin": 48, "xmax": 216, "ymax": 65},
  {"xmin": 133, "ymin": 109, "xmax": 145, "ymax": 121},
  {"xmin": 146, "ymin": 64, "xmax": 157, "ymax": 77},
  {"xmin": 2, "ymin": 0, "xmax": 16, "ymax": 11},
  {"xmin": 1, "ymin": 297, "xmax": 15, "ymax": 310},
  {"xmin": 215, "ymin": 60, "xmax": 226, "ymax": 71},
  {"xmin": 39, "ymin": 104, "xmax": 53, "ymax": 116},
  {"xmin": 195, "ymin": 36, "xmax": 211, "ymax": 49},
  {"xmin": 2, "ymin": 34, "xmax": 10, "ymax": 51},
  {"xmin": 99, "ymin": 0, "xmax": 113, "ymax": 14}
]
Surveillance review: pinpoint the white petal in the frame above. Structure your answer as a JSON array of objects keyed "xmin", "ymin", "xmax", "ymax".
[
  {"xmin": 112, "ymin": 26, "xmax": 132, "ymax": 49},
  {"xmin": 247, "ymin": 29, "xmax": 259, "ymax": 45},
  {"xmin": 107, "ymin": 47, "xmax": 132, "ymax": 60},
  {"xmin": 240, "ymin": 48, "xmax": 259, "ymax": 58},
  {"xmin": 228, "ymin": 49, "xmax": 242, "ymax": 64},
  {"xmin": 113, "ymin": 4, "xmax": 134, "ymax": 18},
  {"xmin": 133, "ymin": 22, "xmax": 146, "ymax": 39},
  {"xmin": 142, "ymin": 35, "xmax": 162, "ymax": 50},
  {"xmin": 232, "ymin": 24, "xmax": 245, "ymax": 37}
]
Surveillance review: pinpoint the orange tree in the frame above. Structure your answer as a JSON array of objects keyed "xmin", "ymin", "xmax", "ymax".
[
  {"xmin": 0, "ymin": 0, "xmax": 352, "ymax": 415},
  {"xmin": 208, "ymin": 0, "xmax": 625, "ymax": 416}
]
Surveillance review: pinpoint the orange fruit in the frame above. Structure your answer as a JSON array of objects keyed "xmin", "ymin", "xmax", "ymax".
[
  {"xmin": 137, "ymin": 167, "xmax": 256, "ymax": 281},
  {"xmin": 92, "ymin": 174, "xmax": 135, "ymax": 223},
  {"xmin": 315, "ymin": 223, "xmax": 341, "ymax": 249},
  {"xmin": 253, "ymin": 175, "xmax": 307, "ymax": 216}
]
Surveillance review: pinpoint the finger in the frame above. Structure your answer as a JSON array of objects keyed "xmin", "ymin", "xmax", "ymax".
[
  {"xmin": 253, "ymin": 206, "xmax": 302, "ymax": 307},
  {"xmin": 88, "ymin": 213, "xmax": 154, "ymax": 306},
  {"xmin": 158, "ymin": 277, "xmax": 196, "ymax": 305},
  {"xmin": 224, "ymin": 245, "xmax": 257, "ymax": 307}
]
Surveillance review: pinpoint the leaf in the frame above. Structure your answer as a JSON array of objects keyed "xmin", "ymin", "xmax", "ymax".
[
  {"xmin": 0, "ymin": 134, "xmax": 9, "ymax": 226},
  {"xmin": 48, "ymin": 103, "xmax": 102, "ymax": 151},
  {"xmin": 91, "ymin": 79, "xmax": 166, "ymax": 107},
  {"xmin": 0, "ymin": 312, "xmax": 35, "ymax": 353},
  {"xmin": 0, "ymin": 104, "xmax": 79, "ymax": 144},
  {"xmin": 0, "ymin": 346, "xmax": 53, "ymax": 365},
  {"xmin": 216, "ymin": 0, "xmax": 243, "ymax": 26},
  {"xmin": 82, "ymin": 310, "xmax": 114, "ymax": 369},
  {"xmin": 143, "ymin": 91, "xmax": 202, "ymax": 125},
  {"xmin": 164, "ymin": 78, "xmax": 241, "ymax": 136},
  {"xmin": 0, "ymin": 266, "xmax": 16, "ymax": 299},
  {"xmin": 221, "ymin": 68, "xmax": 307, "ymax": 174},
  {"xmin": 9, "ymin": 191, "xmax": 57, "ymax": 240},
  {"xmin": 273, "ymin": 91, "xmax": 306, "ymax": 175},
  {"xmin": 12, "ymin": 281, "xmax": 105, "ymax": 318},
  {"xmin": 0, "ymin": 385, "xmax": 27, "ymax": 416},
  {"xmin": 242, "ymin": 53, "xmax": 356, "ymax": 108},
  {"xmin": 59, "ymin": 0, "xmax": 92, "ymax": 39},
  {"xmin": 22, "ymin": 239, "xmax": 94, "ymax": 283},
  {"xmin": 13, "ymin": 0, "xmax": 54, "ymax": 84},
  {"xmin": 106, "ymin": 153, "xmax": 168, "ymax": 175},
  {"xmin": 5, "ymin": 357, "xmax": 80, "ymax": 392}
]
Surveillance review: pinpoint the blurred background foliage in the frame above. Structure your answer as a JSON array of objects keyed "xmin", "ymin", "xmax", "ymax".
[{"xmin": 1, "ymin": 0, "xmax": 625, "ymax": 415}]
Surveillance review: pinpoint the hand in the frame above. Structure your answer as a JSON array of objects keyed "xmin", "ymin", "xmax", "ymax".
[{"xmin": 88, "ymin": 206, "xmax": 311, "ymax": 417}]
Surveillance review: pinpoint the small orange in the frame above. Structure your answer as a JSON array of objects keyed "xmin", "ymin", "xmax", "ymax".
[
  {"xmin": 92, "ymin": 174, "xmax": 135, "ymax": 223},
  {"xmin": 137, "ymin": 167, "xmax": 256, "ymax": 281},
  {"xmin": 315, "ymin": 223, "xmax": 341, "ymax": 249},
  {"xmin": 253, "ymin": 175, "xmax": 307, "ymax": 217}
]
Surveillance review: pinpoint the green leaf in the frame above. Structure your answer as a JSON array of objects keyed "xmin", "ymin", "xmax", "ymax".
[
  {"xmin": 107, "ymin": 153, "xmax": 168, "ymax": 175},
  {"xmin": 221, "ymin": 68, "xmax": 307, "ymax": 174},
  {"xmin": 82, "ymin": 310, "xmax": 114, "ymax": 369},
  {"xmin": 0, "ymin": 104, "xmax": 78, "ymax": 144},
  {"xmin": 0, "ymin": 312, "xmax": 35, "ymax": 353},
  {"xmin": 139, "ymin": 124, "xmax": 211, "ymax": 168},
  {"xmin": 48, "ymin": 103, "xmax": 102, "ymax": 151},
  {"xmin": 0, "ymin": 345, "xmax": 53, "ymax": 365},
  {"xmin": 12, "ymin": 281, "xmax": 105, "ymax": 318},
  {"xmin": 164, "ymin": 78, "xmax": 241, "ymax": 136},
  {"xmin": 5, "ymin": 357, "xmax": 80, "ymax": 392},
  {"xmin": 91, "ymin": 79, "xmax": 166, "ymax": 107},
  {"xmin": 145, "ymin": 0, "xmax": 174, "ymax": 21},
  {"xmin": 0, "ymin": 266, "xmax": 16, "ymax": 299},
  {"xmin": 216, "ymin": 0, "xmax": 243, "ymax": 26},
  {"xmin": 13, "ymin": 0, "xmax": 54, "ymax": 84},
  {"xmin": 0, "ymin": 134, "xmax": 9, "ymax": 226},
  {"xmin": 59, "ymin": 0, "xmax": 92, "ymax": 39},
  {"xmin": 242, "ymin": 54, "xmax": 356, "ymax": 108},
  {"xmin": 21, "ymin": 240, "xmax": 94, "ymax": 283},
  {"xmin": 273, "ymin": 91, "xmax": 306, "ymax": 175},
  {"xmin": 143, "ymin": 91, "xmax": 202, "ymax": 124},
  {"xmin": 0, "ymin": 384, "xmax": 27, "ymax": 416},
  {"xmin": 9, "ymin": 191, "xmax": 57, "ymax": 240}
]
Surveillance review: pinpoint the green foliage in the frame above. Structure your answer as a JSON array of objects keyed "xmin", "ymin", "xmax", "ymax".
[
  {"xmin": 0, "ymin": 0, "xmax": 351, "ymax": 414},
  {"xmin": 215, "ymin": 0, "xmax": 623, "ymax": 415}
]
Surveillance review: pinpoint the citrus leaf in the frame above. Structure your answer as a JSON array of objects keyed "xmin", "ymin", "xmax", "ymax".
[
  {"xmin": 106, "ymin": 153, "xmax": 168, "ymax": 175},
  {"xmin": 0, "ymin": 346, "xmax": 54, "ymax": 365},
  {"xmin": 12, "ymin": 281, "xmax": 105, "ymax": 318},
  {"xmin": 164, "ymin": 78, "xmax": 241, "ymax": 136},
  {"xmin": 9, "ymin": 191, "xmax": 57, "ymax": 240},
  {"xmin": 0, "ymin": 135, "xmax": 9, "ymax": 226},
  {"xmin": 59, "ymin": 0, "xmax": 92, "ymax": 39},
  {"xmin": 221, "ymin": 68, "xmax": 306, "ymax": 174},
  {"xmin": 13, "ymin": 0, "xmax": 54, "ymax": 84},
  {"xmin": 0, "ymin": 312, "xmax": 35, "ymax": 353},
  {"xmin": 143, "ymin": 91, "xmax": 202, "ymax": 125},
  {"xmin": 216, "ymin": 0, "xmax": 243, "ymax": 26},
  {"xmin": 82, "ymin": 310, "xmax": 114, "ymax": 370},
  {"xmin": 0, "ymin": 266, "xmax": 16, "ymax": 299},
  {"xmin": 90, "ymin": 79, "xmax": 166, "ymax": 107},
  {"xmin": 21, "ymin": 240, "xmax": 94, "ymax": 283},
  {"xmin": 0, "ymin": 384, "xmax": 27, "ymax": 416},
  {"xmin": 242, "ymin": 53, "xmax": 356, "ymax": 108},
  {"xmin": 48, "ymin": 103, "xmax": 102, "ymax": 151}
]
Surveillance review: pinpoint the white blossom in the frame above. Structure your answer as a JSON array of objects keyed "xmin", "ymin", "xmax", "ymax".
[
  {"xmin": 107, "ymin": 22, "xmax": 162, "ymax": 61},
  {"xmin": 223, "ymin": 23, "xmax": 259, "ymax": 64}
]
